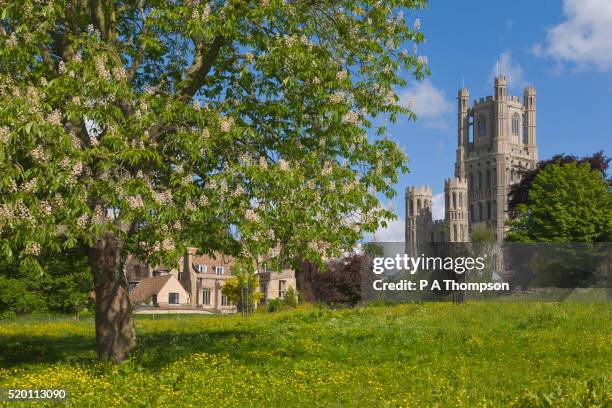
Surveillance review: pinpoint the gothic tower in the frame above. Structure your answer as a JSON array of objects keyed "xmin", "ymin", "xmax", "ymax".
[
  {"xmin": 405, "ymin": 186, "xmax": 432, "ymax": 255},
  {"xmin": 444, "ymin": 177, "xmax": 469, "ymax": 243}
]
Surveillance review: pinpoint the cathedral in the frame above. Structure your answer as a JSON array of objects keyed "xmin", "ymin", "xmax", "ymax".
[{"xmin": 406, "ymin": 76, "xmax": 538, "ymax": 252}]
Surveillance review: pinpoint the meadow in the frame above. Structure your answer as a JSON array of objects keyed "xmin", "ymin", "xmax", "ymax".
[{"xmin": 0, "ymin": 302, "xmax": 610, "ymax": 407}]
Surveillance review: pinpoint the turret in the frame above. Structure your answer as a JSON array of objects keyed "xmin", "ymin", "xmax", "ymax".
[
  {"xmin": 455, "ymin": 88, "xmax": 470, "ymax": 178},
  {"xmin": 523, "ymin": 86, "xmax": 536, "ymax": 147},
  {"xmin": 444, "ymin": 177, "xmax": 469, "ymax": 242},
  {"xmin": 405, "ymin": 186, "xmax": 433, "ymax": 255},
  {"xmin": 494, "ymin": 76, "xmax": 507, "ymax": 100}
]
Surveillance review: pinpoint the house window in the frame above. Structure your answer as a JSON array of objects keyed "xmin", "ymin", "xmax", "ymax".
[
  {"xmin": 195, "ymin": 264, "xmax": 208, "ymax": 273},
  {"xmin": 221, "ymin": 295, "xmax": 229, "ymax": 306},
  {"xmin": 202, "ymin": 289, "xmax": 211, "ymax": 305},
  {"xmin": 279, "ymin": 280, "xmax": 286, "ymax": 298},
  {"xmin": 260, "ymin": 282, "xmax": 268, "ymax": 302},
  {"xmin": 169, "ymin": 293, "xmax": 179, "ymax": 304},
  {"xmin": 129, "ymin": 281, "xmax": 139, "ymax": 291},
  {"xmin": 214, "ymin": 266, "xmax": 224, "ymax": 275}
]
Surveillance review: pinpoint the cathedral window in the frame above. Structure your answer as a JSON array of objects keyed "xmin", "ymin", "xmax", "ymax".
[
  {"xmin": 487, "ymin": 201, "xmax": 492, "ymax": 219},
  {"xmin": 478, "ymin": 203, "xmax": 483, "ymax": 221},
  {"xmin": 459, "ymin": 193, "xmax": 463, "ymax": 208},
  {"xmin": 512, "ymin": 113, "xmax": 520, "ymax": 136},
  {"xmin": 452, "ymin": 192, "xmax": 457, "ymax": 209},
  {"xmin": 478, "ymin": 172, "xmax": 482, "ymax": 190},
  {"xmin": 409, "ymin": 199, "xmax": 414, "ymax": 216},
  {"xmin": 453, "ymin": 225, "xmax": 458, "ymax": 242},
  {"xmin": 470, "ymin": 204, "xmax": 474, "ymax": 221},
  {"xmin": 477, "ymin": 115, "xmax": 486, "ymax": 137},
  {"xmin": 486, "ymin": 170, "xmax": 491, "ymax": 188}
]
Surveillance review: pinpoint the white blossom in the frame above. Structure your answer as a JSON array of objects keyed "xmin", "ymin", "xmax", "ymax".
[
  {"xmin": 342, "ymin": 111, "xmax": 360, "ymax": 125},
  {"xmin": 76, "ymin": 214, "xmax": 89, "ymax": 229},
  {"xmin": 278, "ymin": 159, "xmax": 289, "ymax": 171},
  {"xmin": 112, "ymin": 66, "xmax": 127, "ymax": 82},
  {"xmin": 47, "ymin": 109, "xmax": 62, "ymax": 126},
  {"xmin": 126, "ymin": 195, "xmax": 144, "ymax": 210},
  {"xmin": 220, "ymin": 117, "xmax": 234, "ymax": 132},
  {"xmin": 202, "ymin": 3, "xmax": 211, "ymax": 20},
  {"xmin": 95, "ymin": 56, "xmax": 111, "ymax": 81},
  {"xmin": 259, "ymin": 157, "xmax": 268, "ymax": 169},
  {"xmin": 24, "ymin": 242, "xmax": 41, "ymax": 256},
  {"xmin": 0, "ymin": 126, "xmax": 9, "ymax": 143},
  {"xmin": 245, "ymin": 208, "xmax": 259, "ymax": 222},
  {"xmin": 414, "ymin": 18, "xmax": 421, "ymax": 31}
]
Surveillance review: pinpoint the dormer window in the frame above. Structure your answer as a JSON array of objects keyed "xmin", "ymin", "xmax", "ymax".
[
  {"xmin": 214, "ymin": 266, "xmax": 224, "ymax": 275},
  {"xmin": 194, "ymin": 264, "xmax": 207, "ymax": 273}
]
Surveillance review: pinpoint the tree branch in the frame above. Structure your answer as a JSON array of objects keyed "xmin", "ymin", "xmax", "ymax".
[{"xmin": 178, "ymin": 36, "xmax": 225, "ymax": 98}]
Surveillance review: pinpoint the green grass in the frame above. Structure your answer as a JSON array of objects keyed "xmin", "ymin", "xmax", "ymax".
[{"xmin": 1, "ymin": 302, "xmax": 610, "ymax": 407}]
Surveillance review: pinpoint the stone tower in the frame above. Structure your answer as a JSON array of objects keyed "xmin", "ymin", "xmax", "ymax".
[
  {"xmin": 405, "ymin": 186, "xmax": 432, "ymax": 255},
  {"xmin": 457, "ymin": 76, "xmax": 538, "ymax": 242},
  {"xmin": 405, "ymin": 75, "xmax": 538, "ymax": 247},
  {"xmin": 444, "ymin": 177, "xmax": 468, "ymax": 242}
]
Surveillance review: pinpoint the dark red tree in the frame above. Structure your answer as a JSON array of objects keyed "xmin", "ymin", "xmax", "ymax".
[{"xmin": 296, "ymin": 254, "xmax": 365, "ymax": 306}]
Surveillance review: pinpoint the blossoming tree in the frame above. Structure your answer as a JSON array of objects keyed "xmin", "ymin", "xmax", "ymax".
[{"xmin": 0, "ymin": 0, "xmax": 427, "ymax": 361}]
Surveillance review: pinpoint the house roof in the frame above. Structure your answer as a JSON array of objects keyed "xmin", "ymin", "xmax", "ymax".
[{"xmin": 130, "ymin": 275, "xmax": 173, "ymax": 302}]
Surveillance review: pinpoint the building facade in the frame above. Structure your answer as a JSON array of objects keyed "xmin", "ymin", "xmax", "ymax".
[
  {"xmin": 406, "ymin": 76, "xmax": 538, "ymax": 251},
  {"xmin": 125, "ymin": 248, "xmax": 297, "ymax": 312}
]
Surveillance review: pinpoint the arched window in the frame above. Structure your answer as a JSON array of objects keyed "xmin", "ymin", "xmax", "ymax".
[
  {"xmin": 468, "ymin": 115, "xmax": 474, "ymax": 143},
  {"xmin": 512, "ymin": 113, "xmax": 520, "ymax": 136},
  {"xmin": 459, "ymin": 192, "xmax": 463, "ymax": 208},
  {"xmin": 453, "ymin": 225, "xmax": 458, "ymax": 242},
  {"xmin": 417, "ymin": 199, "xmax": 421, "ymax": 213},
  {"xmin": 470, "ymin": 204, "xmax": 474, "ymax": 221},
  {"xmin": 487, "ymin": 201, "xmax": 492, "ymax": 219},
  {"xmin": 469, "ymin": 174, "xmax": 474, "ymax": 191},
  {"xmin": 477, "ymin": 115, "xmax": 486, "ymax": 137},
  {"xmin": 452, "ymin": 192, "xmax": 457, "ymax": 209},
  {"xmin": 409, "ymin": 199, "xmax": 414, "ymax": 216},
  {"xmin": 522, "ymin": 113, "xmax": 527, "ymax": 144}
]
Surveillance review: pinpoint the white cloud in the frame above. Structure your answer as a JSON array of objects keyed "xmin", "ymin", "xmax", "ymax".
[
  {"xmin": 539, "ymin": 0, "xmax": 612, "ymax": 71},
  {"xmin": 372, "ymin": 216, "xmax": 405, "ymax": 242},
  {"xmin": 431, "ymin": 192, "xmax": 445, "ymax": 220},
  {"xmin": 490, "ymin": 52, "xmax": 525, "ymax": 91},
  {"xmin": 398, "ymin": 80, "xmax": 452, "ymax": 129}
]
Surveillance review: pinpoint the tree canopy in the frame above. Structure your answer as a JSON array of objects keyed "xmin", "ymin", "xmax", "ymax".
[
  {"xmin": 0, "ymin": 0, "xmax": 428, "ymax": 360},
  {"xmin": 506, "ymin": 161, "xmax": 611, "ymax": 243}
]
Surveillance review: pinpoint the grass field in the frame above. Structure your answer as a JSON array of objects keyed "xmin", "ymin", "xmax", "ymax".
[{"xmin": 1, "ymin": 302, "xmax": 610, "ymax": 407}]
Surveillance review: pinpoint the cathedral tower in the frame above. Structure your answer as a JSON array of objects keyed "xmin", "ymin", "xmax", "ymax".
[
  {"xmin": 405, "ymin": 186, "xmax": 432, "ymax": 255},
  {"xmin": 445, "ymin": 177, "xmax": 469, "ymax": 243}
]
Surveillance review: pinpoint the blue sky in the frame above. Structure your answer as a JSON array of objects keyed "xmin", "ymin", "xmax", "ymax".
[{"xmin": 373, "ymin": 0, "xmax": 612, "ymax": 241}]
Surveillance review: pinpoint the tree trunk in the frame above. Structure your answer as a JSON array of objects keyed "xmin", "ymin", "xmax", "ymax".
[{"xmin": 88, "ymin": 232, "xmax": 136, "ymax": 362}]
